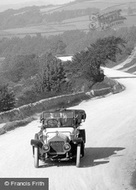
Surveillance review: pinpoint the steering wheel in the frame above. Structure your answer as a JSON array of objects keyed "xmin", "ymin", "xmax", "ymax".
[{"xmin": 47, "ymin": 119, "xmax": 58, "ymax": 127}]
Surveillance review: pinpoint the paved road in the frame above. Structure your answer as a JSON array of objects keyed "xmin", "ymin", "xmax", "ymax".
[{"xmin": 0, "ymin": 68, "xmax": 136, "ymax": 190}]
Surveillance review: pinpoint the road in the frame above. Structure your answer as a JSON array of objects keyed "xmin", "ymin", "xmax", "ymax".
[{"xmin": 0, "ymin": 68, "xmax": 136, "ymax": 190}]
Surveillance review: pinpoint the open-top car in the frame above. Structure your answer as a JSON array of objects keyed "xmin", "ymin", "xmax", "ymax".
[{"xmin": 30, "ymin": 108, "xmax": 86, "ymax": 168}]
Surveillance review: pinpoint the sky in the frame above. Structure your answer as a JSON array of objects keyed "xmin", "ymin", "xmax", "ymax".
[{"xmin": 0, "ymin": 0, "xmax": 73, "ymax": 5}]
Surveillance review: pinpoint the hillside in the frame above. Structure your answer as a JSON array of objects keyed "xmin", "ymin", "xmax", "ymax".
[
  {"xmin": 0, "ymin": 0, "xmax": 136, "ymax": 38},
  {"xmin": 112, "ymin": 47, "xmax": 136, "ymax": 74}
]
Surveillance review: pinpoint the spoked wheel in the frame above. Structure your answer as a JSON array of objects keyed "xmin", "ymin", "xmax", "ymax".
[
  {"xmin": 76, "ymin": 144, "xmax": 81, "ymax": 167},
  {"xmin": 34, "ymin": 146, "xmax": 39, "ymax": 168}
]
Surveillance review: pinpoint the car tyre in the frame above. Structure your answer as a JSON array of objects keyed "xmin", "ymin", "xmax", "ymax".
[
  {"xmin": 79, "ymin": 129, "xmax": 86, "ymax": 143},
  {"xmin": 34, "ymin": 147, "xmax": 39, "ymax": 168},
  {"xmin": 76, "ymin": 144, "xmax": 81, "ymax": 167},
  {"xmin": 81, "ymin": 142, "xmax": 85, "ymax": 157}
]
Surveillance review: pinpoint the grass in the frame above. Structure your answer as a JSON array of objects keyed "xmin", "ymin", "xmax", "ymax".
[
  {"xmin": 127, "ymin": 65, "xmax": 136, "ymax": 73},
  {"xmin": 92, "ymin": 76, "xmax": 117, "ymax": 90},
  {"xmin": 0, "ymin": 116, "xmax": 36, "ymax": 135},
  {"xmin": 2, "ymin": 17, "xmax": 90, "ymax": 37},
  {"xmin": 118, "ymin": 57, "xmax": 136, "ymax": 73}
]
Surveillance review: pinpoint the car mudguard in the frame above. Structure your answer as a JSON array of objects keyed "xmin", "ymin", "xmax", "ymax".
[{"xmin": 30, "ymin": 139, "xmax": 42, "ymax": 148}]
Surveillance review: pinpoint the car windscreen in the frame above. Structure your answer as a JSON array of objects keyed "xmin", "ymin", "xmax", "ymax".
[
  {"xmin": 41, "ymin": 111, "xmax": 75, "ymax": 127},
  {"xmin": 60, "ymin": 112, "xmax": 74, "ymax": 127}
]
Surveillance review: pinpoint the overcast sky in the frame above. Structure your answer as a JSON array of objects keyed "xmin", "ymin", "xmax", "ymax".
[{"xmin": 0, "ymin": 0, "xmax": 73, "ymax": 5}]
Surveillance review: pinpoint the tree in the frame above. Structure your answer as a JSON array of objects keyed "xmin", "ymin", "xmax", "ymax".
[
  {"xmin": 0, "ymin": 84, "xmax": 16, "ymax": 112},
  {"xmin": 69, "ymin": 36, "xmax": 126, "ymax": 83},
  {"xmin": 50, "ymin": 39, "xmax": 67, "ymax": 55},
  {"xmin": 34, "ymin": 52, "xmax": 70, "ymax": 94},
  {"xmin": 3, "ymin": 54, "xmax": 39, "ymax": 82}
]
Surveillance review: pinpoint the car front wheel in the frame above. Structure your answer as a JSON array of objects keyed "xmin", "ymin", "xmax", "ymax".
[
  {"xmin": 34, "ymin": 147, "xmax": 39, "ymax": 168},
  {"xmin": 76, "ymin": 144, "xmax": 81, "ymax": 167}
]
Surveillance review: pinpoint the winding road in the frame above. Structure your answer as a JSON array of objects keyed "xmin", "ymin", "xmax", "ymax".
[{"xmin": 0, "ymin": 68, "xmax": 136, "ymax": 190}]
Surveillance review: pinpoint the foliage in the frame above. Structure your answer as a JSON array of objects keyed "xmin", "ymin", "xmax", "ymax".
[
  {"xmin": 49, "ymin": 39, "xmax": 67, "ymax": 55},
  {"xmin": 2, "ymin": 54, "xmax": 39, "ymax": 82},
  {"xmin": 0, "ymin": 27, "xmax": 136, "ymax": 60},
  {"xmin": 35, "ymin": 52, "xmax": 70, "ymax": 93},
  {"xmin": 0, "ymin": 25, "xmax": 136, "ymax": 107},
  {"xmin": 0, "ymin": 7, "xmax": 42, "ymax": 30},
  {"xmin": 88, "ymin": 36, "xmax": 126, "ymax": 65},
  {"xmin": 15, "ymin": 53, "xmax": 72, "ymax": 107},
  {"xmin": 0, "ymin": 84, "xmax": 16, "ymax": 112},
  {"xmin": 68, "ymin": 36, "xmax": 126, "ymax": 83}
]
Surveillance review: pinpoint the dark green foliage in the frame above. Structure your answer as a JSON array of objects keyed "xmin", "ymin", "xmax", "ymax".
[
  {"xmin": 15, "ymin": 53, "xmax": 72, "ymax": 107},
  {"xmin": 16, "ymin": 87, "xmax": 40, "ymax": 107},
  {"xmin": 89, "ymin": 36, "xmax": 126, "ymax": 64},
  {"xmin": 3, "ymin": 54, "xmax": 39, "ymax": 82},
  {"xmin": 0, "ymin": 85, "xmax": 16, "ymax": 112},
  {"xmin": 0, "ymin": 27, "xmax": 136, "ymax": 61},
  {"xmin": 0, "ymin": 35, "xmax": 67, "ymax": 57},
  {"xmin": 51, "ymin": 40, "xmax": 67, "ymax": 55},
  {"xmin": 35, "ymin": 53, "xmax": 70, "ymax": 93},
  {"xmin": 69, "ymin": 36, "xmax": 125, "ymax": 83}
]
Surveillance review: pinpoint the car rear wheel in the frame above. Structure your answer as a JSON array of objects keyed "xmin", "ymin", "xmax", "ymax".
[
  {"xmin": 34, "ymin": 147, "xmax": 39, "ymax": 168},
  {"xmin": 76, "ymin": 144, "xmax": 81, "ymax": 167}
]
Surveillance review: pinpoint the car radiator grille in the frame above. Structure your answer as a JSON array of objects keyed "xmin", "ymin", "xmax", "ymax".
[{"xmin": 49, "ymin": 141, "xmax": 64, "ymax": 153}]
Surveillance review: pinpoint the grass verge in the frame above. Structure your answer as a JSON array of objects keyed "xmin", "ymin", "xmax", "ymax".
[{"xmin": 0, "ymin": 116, "xmax": 36, "ymax": 135}]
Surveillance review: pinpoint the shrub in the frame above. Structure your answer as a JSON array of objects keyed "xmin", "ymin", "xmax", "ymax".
[{"xmin": 0, "ymin": 84, "xmax": 16, "ymax": 112}]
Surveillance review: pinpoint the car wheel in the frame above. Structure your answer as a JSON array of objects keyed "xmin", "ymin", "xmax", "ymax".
[
  {"xmin": 79, "ymin": 129, "xmax": 86, "ymax": 143},
  {"xmin": 81, "ymin": 142, "xmax": 85, "ymax": 157},
  {"xmin": 34, "ymin": 147, "xmax": 39, "ymax": 168},
  {"xmin": 76, "ymin": 144, "xmax": 81, "ymax": 167}
]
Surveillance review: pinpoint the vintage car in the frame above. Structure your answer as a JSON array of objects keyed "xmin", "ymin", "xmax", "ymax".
[{"xmin": 30, "ymin": 108, "xmax": 86, "ymax": 168}]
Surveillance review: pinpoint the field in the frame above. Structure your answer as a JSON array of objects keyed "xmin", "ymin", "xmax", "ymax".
[
  {"xmin": 40, "ymin": 1, "xmax": 121, "ymax": 13},
  {"xmin": 1, "ymin": 14, "xmax": 136, "ymax": 38},
  {"xmin": 0, "ymin": 0, "xmax": 136, "ymax": 38},
  {"xmin": 1, "ymin": 15, "xmax": 90, "ymax": 38}
]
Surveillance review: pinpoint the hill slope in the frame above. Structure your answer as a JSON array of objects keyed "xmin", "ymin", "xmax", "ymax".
[
  {"xmin": 113, "ymin": 47, "xmax": 136, "ymax": 75},
  {"xmin": 0, "ymin": 0, "xmax": 136, "ymax": 37}
]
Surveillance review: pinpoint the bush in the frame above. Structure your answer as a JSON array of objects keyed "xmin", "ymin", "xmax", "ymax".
[
  {"xmin": 0, "ymin": 84, "xmax": 16, "ymax": 112},
  {"xmin": 67, "ymin": 36, "xmax": 125, "ymax": 84}
]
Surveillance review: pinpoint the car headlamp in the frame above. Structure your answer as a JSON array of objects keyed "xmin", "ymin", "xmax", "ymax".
[
  {"xmin": 63, "ymin": 143, "xmax": 71, "ymax": 151},
  {"xmin": 42, "ymin": 144, "xmax": 50, "ymax": 152}
]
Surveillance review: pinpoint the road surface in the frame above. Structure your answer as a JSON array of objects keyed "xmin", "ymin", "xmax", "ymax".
[{"xmin": 0, "ymin": 68, "xmax": 136, "ymax": 190}]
